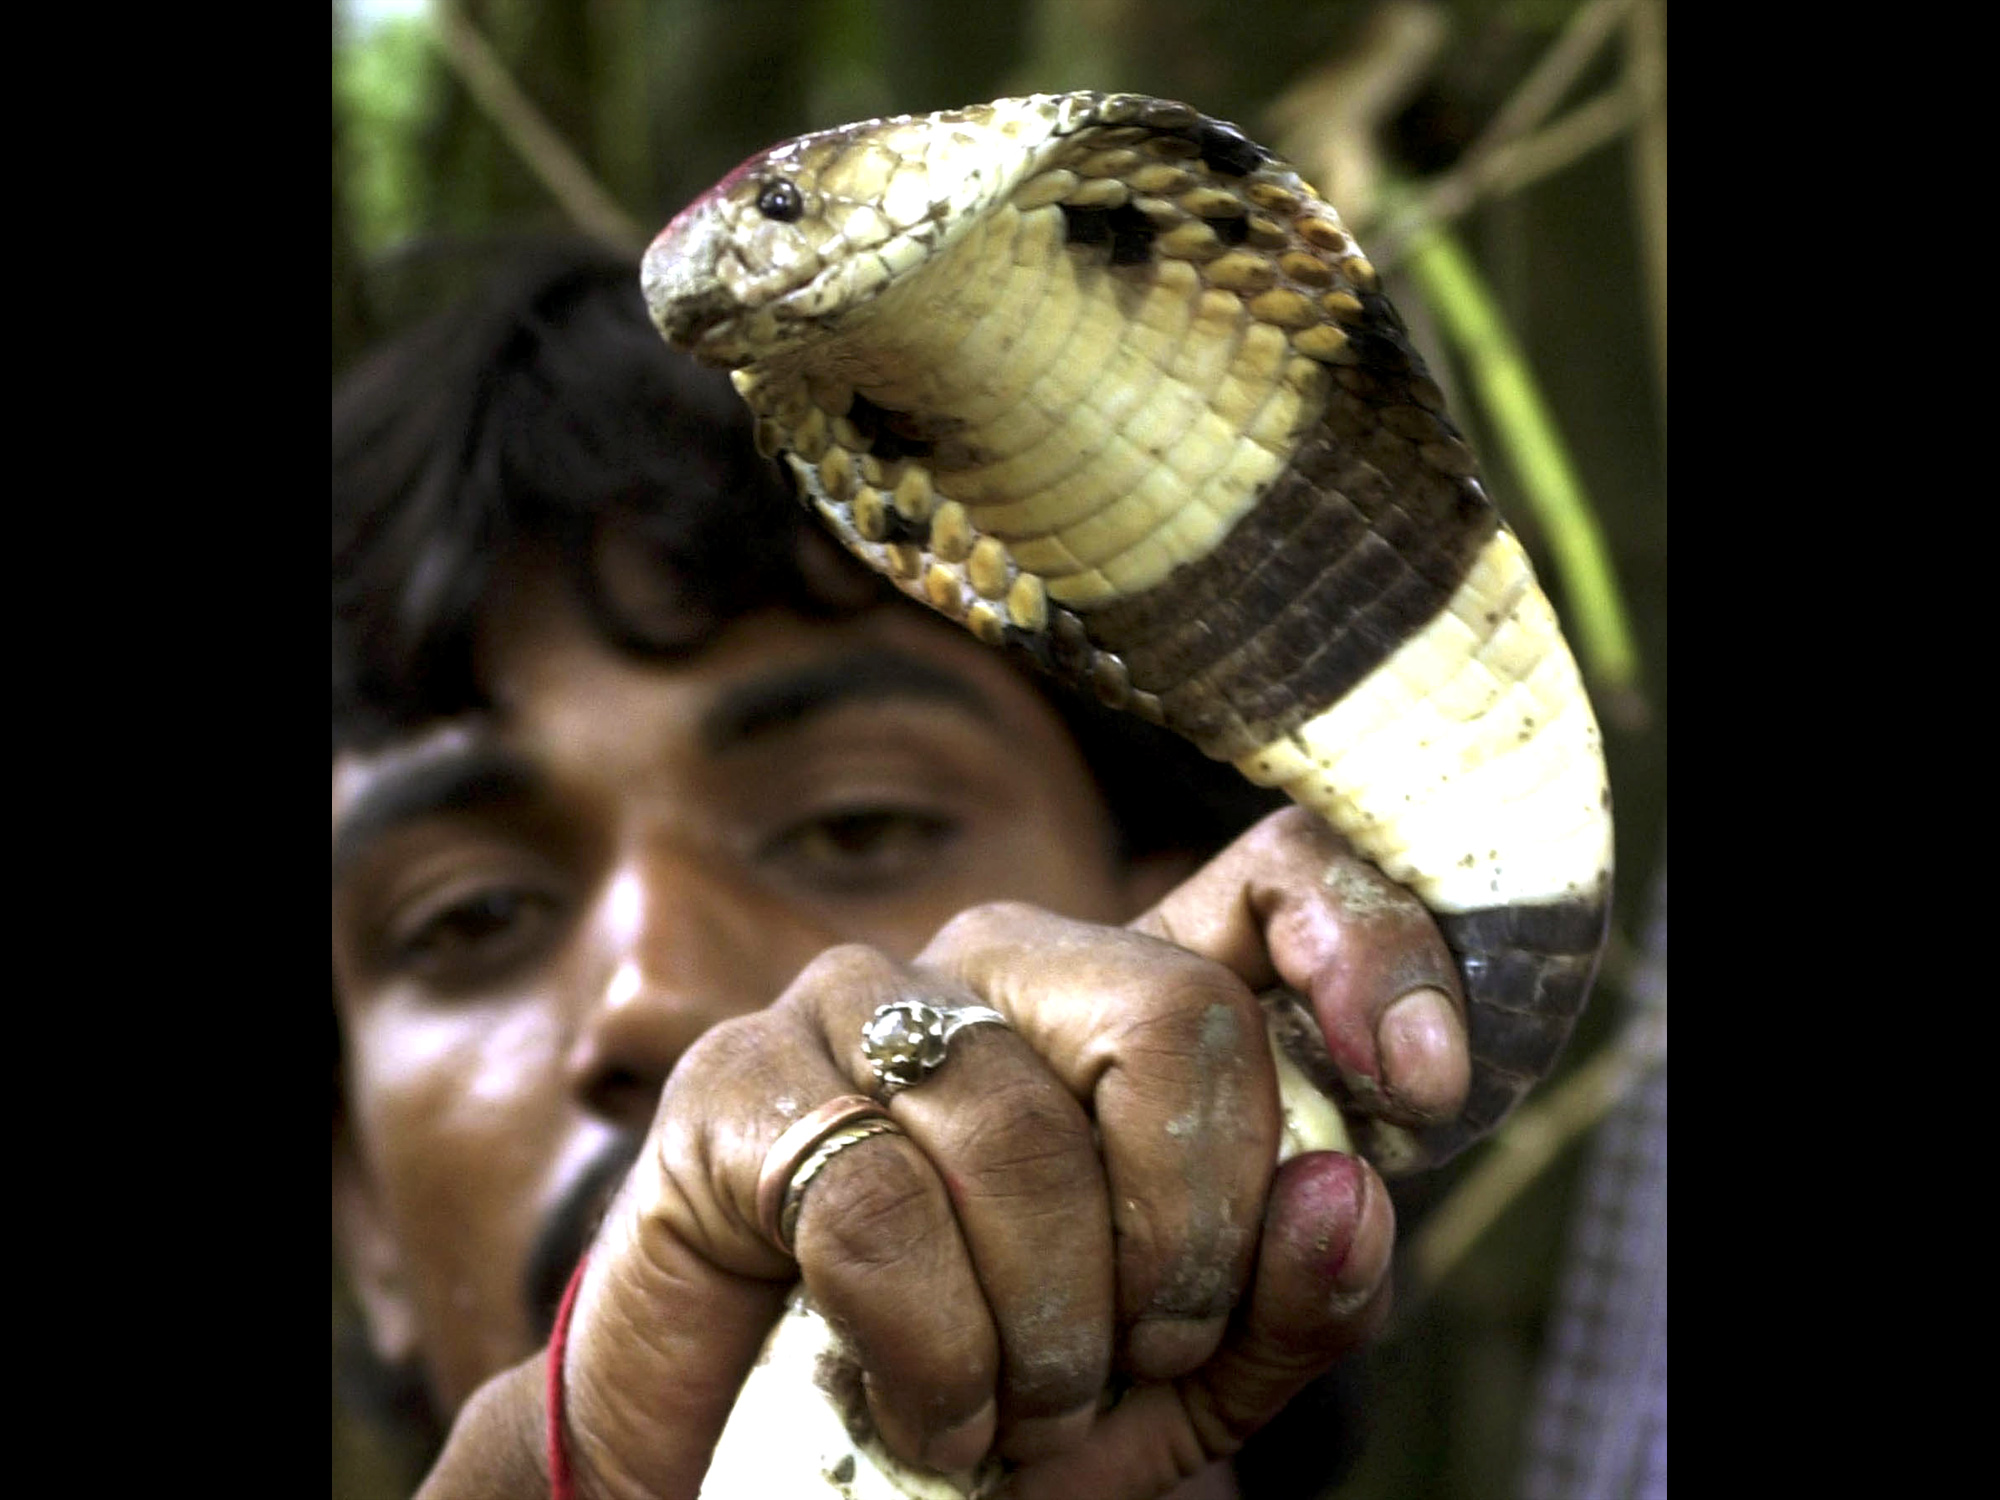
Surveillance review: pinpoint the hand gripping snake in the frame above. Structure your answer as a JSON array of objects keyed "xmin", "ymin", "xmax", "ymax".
[{"xmin": 641, "ymin": 92, "xmax": 1613, "ymax": 1498}]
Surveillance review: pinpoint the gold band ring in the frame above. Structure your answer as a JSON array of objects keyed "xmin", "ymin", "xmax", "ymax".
[{"xmin": 755, "ymin": 1093, "xmax": 902, "ymax": 1250}]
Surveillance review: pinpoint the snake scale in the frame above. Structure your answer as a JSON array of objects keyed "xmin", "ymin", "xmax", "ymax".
[{"xmin": 641, "ymin": 92, "xmax": 1613, "ymax": 1497}]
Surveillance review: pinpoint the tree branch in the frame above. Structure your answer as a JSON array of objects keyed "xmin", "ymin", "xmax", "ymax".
[{"xmin": 429, "ymin": 0, "xmax": 646, "ymax": 255}]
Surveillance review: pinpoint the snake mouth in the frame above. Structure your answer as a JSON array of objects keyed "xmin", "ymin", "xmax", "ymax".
[
  {"xmin": 641, "ymin": 241, "xmax": 752, "ymax": 363},
  {"xmin": 645, "ymin": 221, "xmax": 838, "ymax": 367},
  {"xmin": 652, "ymin": 286, "xmax": 739, "ymax": 353}
]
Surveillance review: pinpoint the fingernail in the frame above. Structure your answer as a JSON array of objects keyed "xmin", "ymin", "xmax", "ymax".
[
  {"xmin": 1126, "ymin": 1314, "xmax": 1227, "ymax": 1380},
  {"xmin": 1377, "ymin": 987, "xmax": 1467, "ymax": 1116},
  {"xmin": 924, "ymin": 1398, "xmax": 997, "ymax": 1474},
  {"xmin": 997, "ymin": 1403, "xmax": 1094, "ymax": 1464}
]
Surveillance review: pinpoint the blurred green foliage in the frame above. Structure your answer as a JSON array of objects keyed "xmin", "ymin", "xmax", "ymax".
[
  {"xmin": 331, "ymin": 4, "xmax": 1665, "ymax": 1496},
  {"xmin": 333, "ymin": 15, "xmax": 431, "ymax": 251}
]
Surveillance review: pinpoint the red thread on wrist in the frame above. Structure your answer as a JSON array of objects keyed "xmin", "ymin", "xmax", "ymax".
[{"xmin": 547, "ymin": 1250, "xmax": 591, "ymax": 1500}]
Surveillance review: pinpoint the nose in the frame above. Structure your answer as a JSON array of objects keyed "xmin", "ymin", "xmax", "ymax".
[{"xmin": 565, "ymin": 837, "xmax": 826, "ymax": 1127}]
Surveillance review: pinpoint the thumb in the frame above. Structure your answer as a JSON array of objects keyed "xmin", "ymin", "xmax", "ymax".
[
  {"xmin": 1130, "ymin": 806, "xmax": 1468, "ymax": 1122},
  {"xmin": 558, "ymin": 1144, "xmax": 792, "ymax": 1499}
]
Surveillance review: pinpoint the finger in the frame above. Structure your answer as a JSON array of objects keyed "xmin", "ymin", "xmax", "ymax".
[
  {"xmin": 920, "ymin": 903, "xmax": 1279, "ymax": 1386},
  {"xmin": 889, "ymin": 1021, "xmax": 1113, "ymax": 1461},
  {"xmin": 554, "ymin": 1002, "xmax": 848, "ymax": 1497},
  {"xmin": 791, "ymin": 1115, "xmax": 1000, "ymax": 1471},
  {"xmin": 999, "ymin": 1151, "xmax": 1393, "ymax": 1500},
  {"xmin": 778, "ymin": 947, "xmax": 1008, "ymax": 1471},
  {"xmin": 559, "ymin": 1186, "xmax": 793, "ymax": 1499},
  {"xmin": 812, "ymin": 954, "xmax": 1116, "ymax": 1461},
  {"xmin": 1132, "ymin": 805, "xmax": 1470, "ymax": 1125}
]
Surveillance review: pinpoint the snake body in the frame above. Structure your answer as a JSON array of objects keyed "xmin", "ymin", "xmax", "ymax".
[{"xmin": 642, "ymin": 92, "xmax": 1613, "ymax": 1494}]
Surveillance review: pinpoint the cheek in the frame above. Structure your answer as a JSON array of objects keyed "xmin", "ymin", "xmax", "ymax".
[
  {"xmin": 349, "ymin": 998, "xmax": 571, "ymax": 1400},
  {"xmin": 356, "ymin": 1001, "xmax": 567, "ymax": 1157}
]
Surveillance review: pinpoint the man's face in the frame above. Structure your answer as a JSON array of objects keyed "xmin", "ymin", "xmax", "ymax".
[{"xmin": 331, "ymin": 565, "xmax": 1159, "ymax": 1413}]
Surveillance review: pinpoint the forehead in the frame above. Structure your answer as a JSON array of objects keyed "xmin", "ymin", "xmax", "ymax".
[{"xmin": 481, "ymin": 566, "xmax": 1004, "ymax": 751}]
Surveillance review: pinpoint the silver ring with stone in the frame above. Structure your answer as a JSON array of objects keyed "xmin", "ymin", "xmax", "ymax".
[{"xmin": 860, "ymin": 999, "xmax": 1011, "ymax": 1098}]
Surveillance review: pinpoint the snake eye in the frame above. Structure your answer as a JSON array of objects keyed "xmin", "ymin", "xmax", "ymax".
[{"xmin": 756, "ymin": 179, "xmax": 804, "ymax": 222}]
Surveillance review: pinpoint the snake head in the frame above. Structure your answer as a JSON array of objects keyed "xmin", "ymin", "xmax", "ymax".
[
  {"xmin": 645, "ymin": 100, "xmax": 1087, "ymax": 369},
  {"xmin": 642, "ymin": 145, "xmax": 831, "ymax": 366}
]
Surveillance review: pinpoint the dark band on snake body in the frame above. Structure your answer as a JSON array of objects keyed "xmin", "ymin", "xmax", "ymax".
[
  {"xmin": 1092, "ymin": 95, "xmax": 1268, "ymax": 176},
  {"xmin": 1446, "ymin": 910, "xmax": 1606, "ymax": 1104},
  {"xmin": 1085, "ymin": 453, "xmax": 1501, "ymax": 758}
]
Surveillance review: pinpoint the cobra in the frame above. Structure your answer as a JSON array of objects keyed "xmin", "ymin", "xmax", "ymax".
[{"xmin": 643, "ymin": 91, "xmax": 1613, "ymax": 1496}]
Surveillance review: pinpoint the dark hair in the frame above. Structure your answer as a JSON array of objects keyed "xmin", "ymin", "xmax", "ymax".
[{"xmin": 331, "ymin": 242, "xmax": 1282, "ymax": 860}]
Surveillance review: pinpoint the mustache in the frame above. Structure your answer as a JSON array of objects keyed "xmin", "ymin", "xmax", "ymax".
[{"xmin": 523, "ymin": 1131, "xmax": 646, "ymax": 1344}]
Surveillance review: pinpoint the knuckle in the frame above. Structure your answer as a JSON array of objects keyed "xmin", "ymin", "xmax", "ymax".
[
  {"xmin": 1250, "ymin": 805, "xmax": 1433, "ymax": 933},
  {"xmin": 1141, "ymin": 1205, "xmax": 1260, "ymax": 1323},
  {"xmin": 1106, "ymin": 968, "xmax": 1278, "ymax": 1162},
  {"xmin": 1349, "ymin": 874, "xmax": 1432, "ymax": 932},
  {"xmin": 1112, "ymin": 960, "xmax": 1262, "ymax": 1067},
  {"xmin": 670, "ymin": 1008, "xmax": 790, "ymax": 1099},
  {"xmin": 1183, "ymin": 1380, "xmax": 1277, "ymax": 1460},
  {"xmin": 788, "ymin": 941, "xmax": 901, "ymax": 998},
  {"xmin": 1335, "ymin": 897, "xmax": 1460, "ymax": 1005},
  {"xmin": 1249, "ymin": 804, "xmax": 1350, "ymax": 864},
  {"xmin": 926, "ymin": 899, "xmax": 1047, "ymax": 957}
]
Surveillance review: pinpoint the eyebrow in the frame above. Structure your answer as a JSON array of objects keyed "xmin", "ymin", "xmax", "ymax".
[
  {"xmin": 700, "ymin": 649, "xmax": 995, "ymax": 753},
  {"xmin": 331, "ymin": 748, "xmax": 542, "ymax": 879}
]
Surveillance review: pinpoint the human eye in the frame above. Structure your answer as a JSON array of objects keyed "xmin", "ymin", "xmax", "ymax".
[
  {"xmin": 385, "ymin": 876, "xmax": 567, "ymax": 986},
  {"xmin": 757, "ymin": 803, "xmax": 959, "ymax": 892}
]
